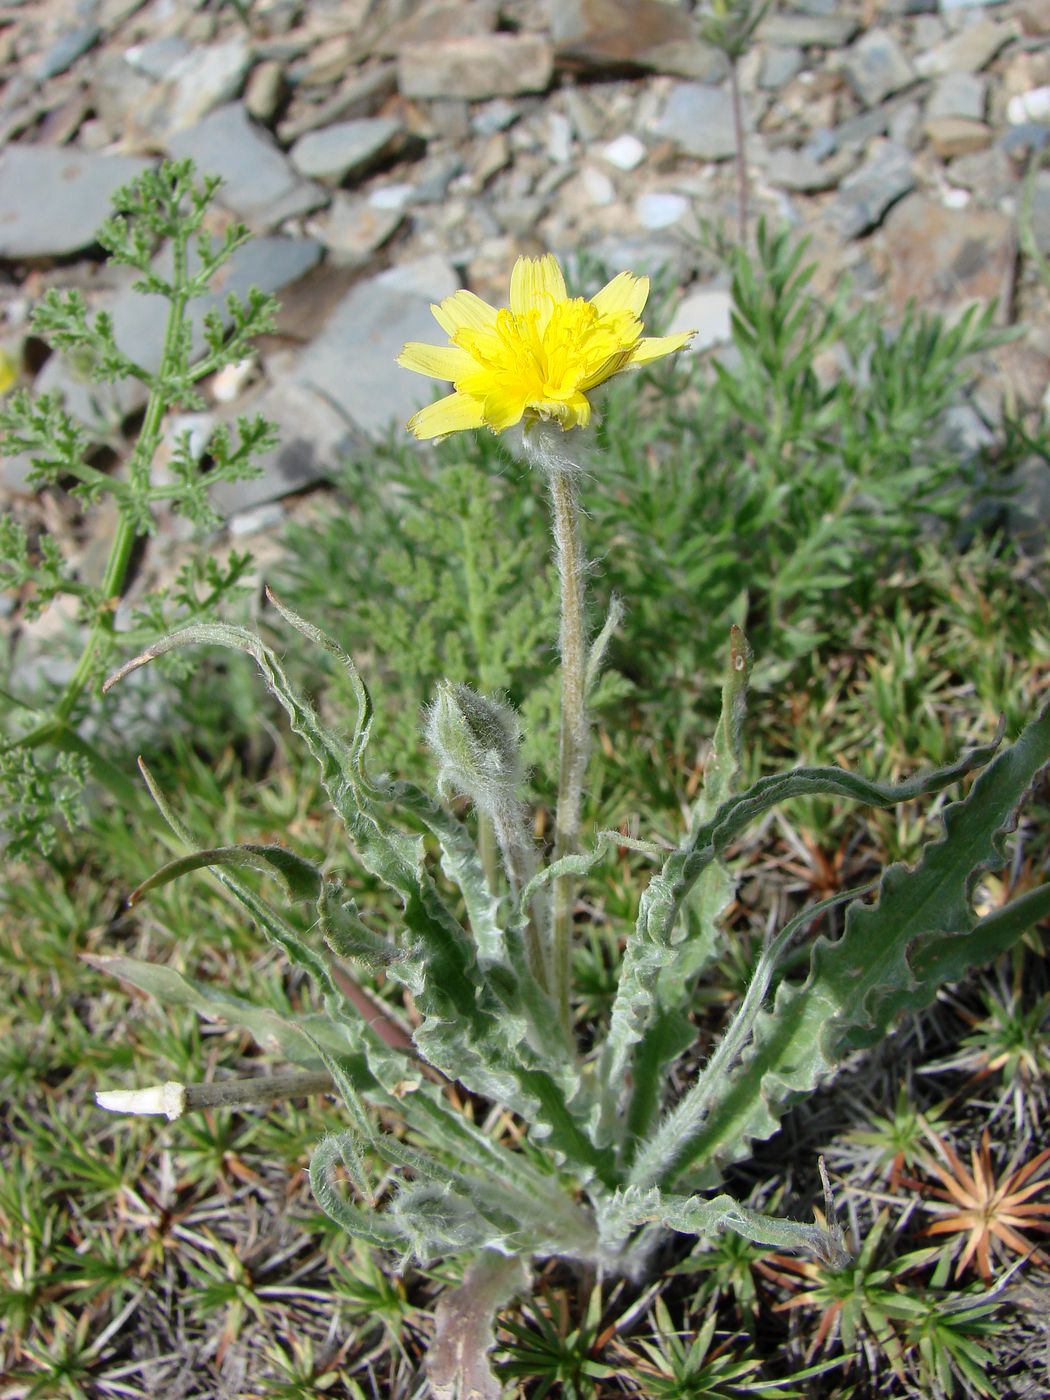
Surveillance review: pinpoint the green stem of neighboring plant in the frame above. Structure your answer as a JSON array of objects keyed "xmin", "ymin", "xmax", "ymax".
[
  {"xmin": 548, "ymin": 465, "xmax": 588, "ymax": 1038},
  {"xmin": 729, "ymin": 58, "xmax": 749, "ymax": 244}
]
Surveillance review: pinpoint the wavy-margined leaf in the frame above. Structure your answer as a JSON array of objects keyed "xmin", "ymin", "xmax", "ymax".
[
  {"xmin": 650, "ymin": 700, "xmax": 1050, "ymax": 1187},
  {"xmin": 597, "ymin": 723, "xmax": 1004, "ymax": 1157},
  {"xmin": 628, "ymin": 628, "xmax": 753, "ymax": 1152},
  {"xmin": 597, "ymin": 1184, "xmax": 846, "ymax": 1271}
]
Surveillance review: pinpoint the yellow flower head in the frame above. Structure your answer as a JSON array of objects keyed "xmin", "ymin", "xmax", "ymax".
[{"xmin": 397, "ymin": 253, "xmax": 694, "ymax": 440}]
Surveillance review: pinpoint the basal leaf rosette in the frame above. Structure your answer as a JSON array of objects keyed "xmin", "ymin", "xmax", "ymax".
[{"xmin": 398, "ymin": 253, "xmax": 694, "ymax": 440}]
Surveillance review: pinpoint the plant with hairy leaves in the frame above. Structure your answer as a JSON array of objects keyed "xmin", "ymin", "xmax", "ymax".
[
  {"xmin": 93, "ymin": 253, "xmax": 1050, "ymax": 1396},
  {"xmin": 0, "ymin": 159, "xmax": 276, "ymax": 855}
]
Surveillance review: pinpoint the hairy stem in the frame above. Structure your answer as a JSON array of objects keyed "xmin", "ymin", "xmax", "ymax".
[{"xmin": 548, "ymin": 464, "xmax": 588, "ymax": 1037}]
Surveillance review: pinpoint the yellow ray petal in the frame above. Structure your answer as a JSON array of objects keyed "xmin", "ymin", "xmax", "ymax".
[
  {"xmin": 431, "ymin": 290, "xmax": 499, "ymax": 338},
  {"xmin": 590, "ymin": 271, "xmax": 649, "ymax": 319},
  {"xmin": 397, "ymin": 342, "xmax": 476, "ymax": 381},
  {"xmin": 483, "ymin": 388, "xmax": 527, "ymax": 432},
  {"xmin": 510, "ymin": 254, "xmax": 568, "ymax": 317},
  {"xmin": 407, "ymin": 391, "xmax": 487, "ymax": 440},
  {"xmin": 628, "ymin": 330, "xmax": 695, "ymax": 366}
]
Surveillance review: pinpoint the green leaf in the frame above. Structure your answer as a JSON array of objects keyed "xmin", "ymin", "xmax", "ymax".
[
  {"xmin": 130, "ymin": 843, "xmax": 322, "ymax": 905},
  {"xmin": 83, "ymin": 953, "xmax": 348, "ymax": 1067},
  {"xmin": 661, "ymin": 700, "xmax": 1050, "ymax": 1185}
]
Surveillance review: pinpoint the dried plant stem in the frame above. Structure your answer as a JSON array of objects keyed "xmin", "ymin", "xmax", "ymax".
[{"xmin": 97, "ymin": 1070, "xmax": 334, "ymax": 1121}]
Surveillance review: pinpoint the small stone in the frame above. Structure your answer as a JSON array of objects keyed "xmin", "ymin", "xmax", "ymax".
[
  {"xmin": 767, "ymin": 147, "xmax": 846, "ymax": 191},
  {"xmin": 289, "ymin": 117, "xmax": 404, "ymax": 184},
  {"xmin": 924, "ymin": 115, "xmax": 992, "ymax": 156},
  {"xmin": 635, "ymin": 191, "xmax": 690, "ymax": 229},
  {"xmin": 211, "ymin": 360, "xmax": 256, "ymax": 404},
  {"xmin": 841, "ymin": 30, "xmax": 917, "ymax": 107},
  {"xmin": 948, "ymin": 144, "xmax": 1015, "ymax": 196},
  {"xmin": 665, "ymin": 286, "xmax": 732, "ymax": 352},
  {"xmin": 35, "ymin": 22, "xmax": 100, "ymax": 81},
  {"xmin": 0, "ymin": 146, "xmax": 151, "ymax": 259},
  {"xmin": 581, "ymin": 164, "xmax": 615, "ymax": 204},
  {"xmin": 1007, "ymin": 85, "xmax": 1050, "ymax": 123},
  {"xmin": 828, "ymin": 140, "xmax": 915, "ymax": 238},
  {"xmin": 167, "ymin": 104, "xmax": 326, "ymax": 230},
  {"xmin": 550, "ymin": 0, "xmax": 726, "ymax": 80},
  {"xmin": 377, "ymin": 0, "xmax": 497, "ymax": 55},
  {"xmin": 940, "ymin": 0, "xmax": 1008, "ymax": 9},
  {"xmin": 943, "ymin": 185, "xmax": 971, "ymax": 207},
  {"xmin": 601, "ymin": 133, "xmax": 646, "ymax": 170},
  {"xmin": 472, "ymin": 99, "xmax": 521, "ymax": 136},
  {"xmin": 398, "ymin": 34, "xmax": 553, "ymax": 100},
  {"xmin": 244, "ymin": 60, "xmax": 286, "ymax": 123},
  {"xmin": 1002, "ymin": 123, "xmax": 1050, "ymax": 159},
  {"xmin": 759, "ymin": 45, "xmax": 804, "ymax": 90},
  {"xmin": 649, "ymin": 82, "xmax": 742, "ymax": 162},
  {"xmin": 229, "ymin": 501, "xmax": 286, "ymax": 537},
  {"xmin": 475, "ymin": 132, "xmax": 512, "ymax": 184},
  {"xmin": 167, "ymin": 38, "xmax": 251, "ymax": 133},
  {"xmin": 276, "ymin": 65, "xmax": 398, "ymax": 143},
  {"xmin": 1018, "ymin": 0, "xmax": 1050, "ymax": 35},
  {"xmin": 878, "ymin": 193, "xmax": 1014, "ymax": 313},
  {"xmin": 369, "ymin": 182, "xmax": 415, "ymax": 210},
  {"xmin": 758, "ymin": 13, "xmax": 860, "ymax": 46},
  {"xmin": 926, "ymin": 70, "xmax": 986, "ymax": 119},
  {"xmin": 308, "ymin": 195, "xmax": 403, "ymax": 265},
  {"xmin": 123, "ymin": 36, "xmax": 192, "ymax": 81},
  {"xmin": 915, "ymin": 17, "xmax": 1012, "ymax": 76},
  {"xmin": 547, "ymin": 111, "xmax": 573, "ymax": 164}
]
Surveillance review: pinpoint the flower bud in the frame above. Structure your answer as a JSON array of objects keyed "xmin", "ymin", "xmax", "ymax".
[{"xmin": 425, "ymin": 682, "xmax": 523, "ymax": 814}]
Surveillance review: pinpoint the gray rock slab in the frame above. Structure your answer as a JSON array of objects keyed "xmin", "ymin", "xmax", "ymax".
[
  {"xmin": 759, "ymin": 45, "xmax": 804, "ymax": 90},
  {"xmin": 35, "ymin": 22, "xmax": 101, "ymax": 81},
  {"xmin": 828, "ymin": 140, "xmax": 914, "ymax": 238},
  {"xmin": 291, "ymin": 254, "xmax": 460, "ymax": 440},
  {"xmin": 289, "ymin": 117, "xmax": 403, "ymax": 184},
  {"xmin": 35, "ymin": 237, "xmax": 323, "ymax": 434},
  {"xmin": 276, "ymin": 64, "xmax": 399, "ymax": 144},
  {"xmin": 167, "ymin": 104, "xmax": 327, "ymax": 231},
  {"xmin": 916, "ymin": 16, "xmax": 1011, "ymax": 75},
  {"xmin": 123, "ymin": 35, "xmax": 192, "ymax": 81},
  {"xmin": 665, "ymin": 285, "xmax": 732, "ymax": 353},
  {"xmin": 0, "ymin": 146, "xmax": 152, "ymax": 259},
  {"xmin": 926, "ymin": 70, "xmax": 987, "ymax": 119},
  {"xmin": 758, "ymin": 13, "xmax": 860, "ymax": 46},
  {"xmin": 167, "ymin": 38, "xmax": 251, "ymax": 133},
  {"xmin": 649, "ymin": 82, "xmax": 740, "ymax": 161},
  {"xmin": 308, "ymin": 193, "xmax": 403, "ymax": 264},
  {"xmin": 397, "ymin": 33, "xmax": 554, "ymax": 99},
  {"xmin": 766, "ymin": 146, "xmax": 850, "ymax": 191},
  {"xmin": 841, "ymin": 29, "xmax": 917, "ymax": 106},
  {"xmin": 208, "ymin": 378, "xmax": 365, "ymax": 514}
]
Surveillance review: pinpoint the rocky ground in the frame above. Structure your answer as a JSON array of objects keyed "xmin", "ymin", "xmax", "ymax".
[{"xmin": 1, "ymin": 0, "xmax": 1049, "ymax": 675}]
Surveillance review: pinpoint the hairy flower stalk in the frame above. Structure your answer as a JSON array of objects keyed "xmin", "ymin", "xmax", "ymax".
[
  {"xmin": 520, "ymin": 425, "xmax": 590, "ymax": 1036},
  {"xmin": 401, "ymin": 253, "xmax": 694, "ymax": 1029}
]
